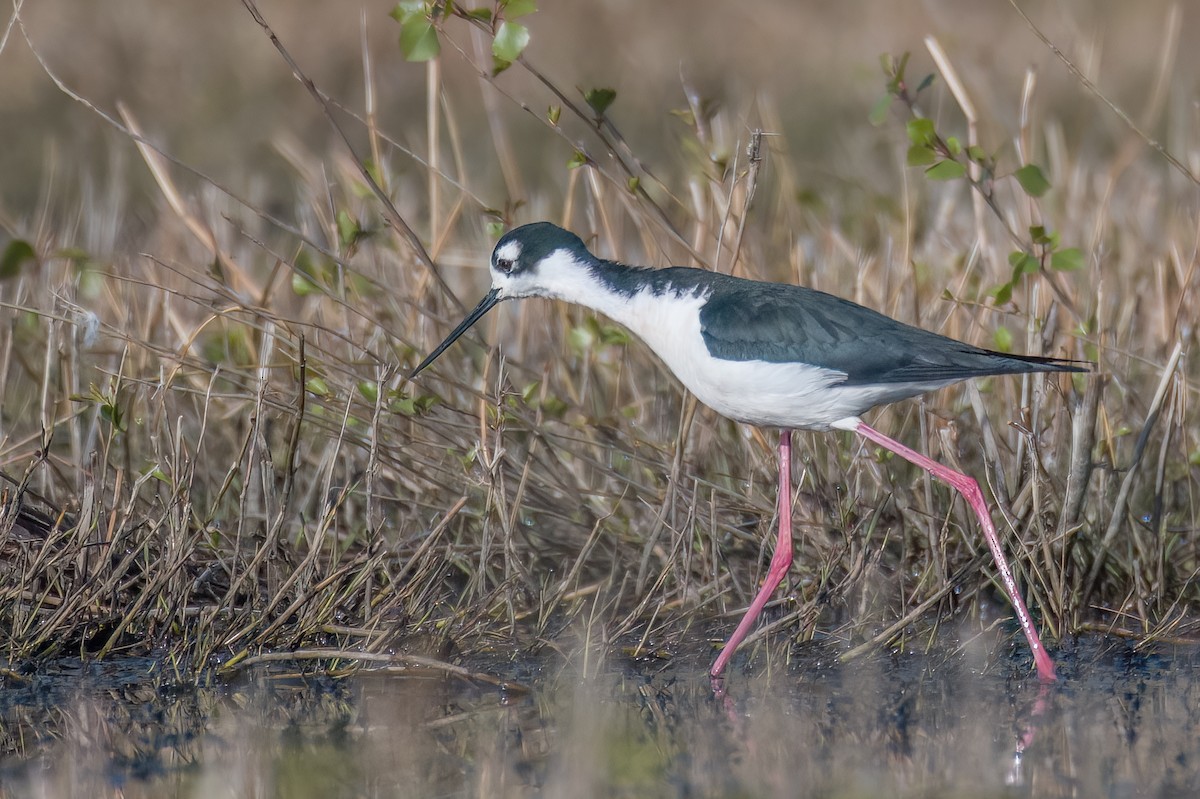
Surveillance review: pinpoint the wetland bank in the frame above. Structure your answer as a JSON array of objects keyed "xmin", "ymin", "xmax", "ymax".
[{"xmin": 2, "ymin": 0, "xmax": 1199, "ymax": 795}]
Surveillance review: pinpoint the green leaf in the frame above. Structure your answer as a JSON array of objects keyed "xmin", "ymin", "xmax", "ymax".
[
  {"xmin": 501, "ymin": 0, "xmax": 537, "ymax": 18},
  {"xmin": 547, "ymin": 104, "xmax": 561, "ymax": 125},
  {"xmin": 391, "ymin": 393, "xmax": 437, "ymax": 416},
  {"xmin": 363, "ymin": 159, "xmax": 384, "ymax": 188},
  {"xmin": 1050, "ymin": 247, "xmax": 1084, "ymax": 271},
  {"xmin": 399, "ymin": 17, "xmax": 440, "ymax": 61},
  {"xmin": 389, "ymin": 0, "xmax": 425, "ymax": 24},
  {"xmin": 1014, "ymin": 164, "xmax": 1051, "ymax": 197},
  {"xmin": 292, "ymin": 272, "xmax": 319, "ymax": 296},
  {"xmin": 584, "ymin": 87, "xmax": 617, "ymax": 117},
  {"xmin": 945, "ymin": 136, "xmax": 962, "ymax": 157},
  {"xmin": 306, "ymin": 377, "xmax": 331, "ymax": 397},
  {"xmin": 925, "ymin": 159, "xmax": 965, "ymax": 180},
  {"xmin": 1008, "ymin": 250, "xmax": 1039, "ymax": 276},
  {"xmin": 485, "ymin": 221, "xmax": 506, "ymax": 239},
  {"xmin": 990, "ymin": 281, "xmax": 1014, "ymax": 305},
  {"xmin": 567, "ymin": 150, "xmax": 588, "ymax": 169},
  {"xmin": 868, "ymin": 94, "xmax": 893, "ymax": 126},
  {"xmin": 626, "ymin": 176, "xmax": 640, "ymax": 193},
  {"xmin": 540, "ymin": 395, "xmax": 568, "ymax": 417},
  {"xmin": 1029, "ymin": 224, "xmax": 1049, "ymax": 244},
  {"xmin": 966, "ymin": 145, "xmax": 987, "ymax": 162},
  {"xmin": 357, "ymin": 381, "xmax": 380, "ymax": 403},
  {"xmin": 465, "ymin": 7, "xmax": 492, "ymax": 21},
  {"xmin": 337, "ymin": 210, "xmax": 361, "ymax": 249},
  {"xmin": 906, "ymin": 144, "xmax": 937, "ymax": 166},
  {"xmin": 58, "ymin": 246, "xmax": 91, "ymax": 267},
  {"xmin": 598, "ymin": 324, "xmax": 630, "ymax": 346},
  {"xmin": 906, "ymin": 117, "xmax": 935, "ymax": 146},
  {"xmin": 568, "ymin": 323, "xmax": 594, "ymax": 353},
  {"xmin": 915, "ymin": 73, "xmax": 936, "ymax": 93},
  {"xmin": 0, "ymin": 239, "xmax": 36, "ymax": 279},
  {"xmin": 100, "ymin": 402, "xmax": 125, "ymax": 432},
  {"xmin": 147, "ymin": 466, "xmax": 171, "ymax": 484},
  {"xmin": 492, "ymin": 20, "xmax": 529, "ymax": 62},
  {"xmin": 992, "ymin": 326, "xmax": 1013, "ymax": 352}
]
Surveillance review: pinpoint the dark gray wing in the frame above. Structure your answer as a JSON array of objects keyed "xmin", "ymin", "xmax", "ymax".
[{"xmin": 698, "ymin": 279, "xmax": 1079, "ymax": 385}]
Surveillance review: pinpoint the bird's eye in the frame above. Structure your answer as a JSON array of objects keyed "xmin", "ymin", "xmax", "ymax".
[{"xmin": 496, "ymin": 258, "xmax": 515, "ymax": 274}]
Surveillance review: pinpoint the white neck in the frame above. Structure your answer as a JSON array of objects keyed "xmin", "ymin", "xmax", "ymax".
[{"xmin": 521, "ymin": 249, "xmax": 643, "ymax": 328}]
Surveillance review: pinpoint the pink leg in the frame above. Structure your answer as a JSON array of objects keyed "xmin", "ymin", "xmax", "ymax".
[
  {"xmin": 711, "ymin": 429, "xmax": 794, "ymax": 682},
  {"xmin": 854, "ymin": 421, "xmax": 1057, "ymax": 682}
]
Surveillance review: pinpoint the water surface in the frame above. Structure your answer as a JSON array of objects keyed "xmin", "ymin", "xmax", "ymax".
[{"xmin": 2, "ymin": 637, "xmax": 1197, "ymax": 797}]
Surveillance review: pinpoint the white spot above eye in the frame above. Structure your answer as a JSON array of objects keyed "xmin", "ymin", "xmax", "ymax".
[{"xmin": 494, "ymin": 240, "xmax": 521, "ymax": 265}]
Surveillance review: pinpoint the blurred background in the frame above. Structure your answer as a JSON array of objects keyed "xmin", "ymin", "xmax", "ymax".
[{"xmin": 3, "ymin": 0, "xmax": 1195, "ymax": 222}]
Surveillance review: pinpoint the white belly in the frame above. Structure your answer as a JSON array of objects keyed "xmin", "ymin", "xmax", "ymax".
[{"xmin": 617, "ymin": 290, "xmax": 888, "ymax": 430}]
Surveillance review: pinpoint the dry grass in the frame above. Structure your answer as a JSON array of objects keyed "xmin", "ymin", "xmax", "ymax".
[{"xmin": 0, "ymin": 0, "xmax": 1197, "ymax": 720}]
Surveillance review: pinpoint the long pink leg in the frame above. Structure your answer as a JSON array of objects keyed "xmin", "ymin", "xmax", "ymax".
[
  {"xmin": 853, "ymin": 421, "xmax": 1057, "ymax": 682},
  {"xmin": 711, "ymin": 429, "xmax": 794, "ymax": 681}
]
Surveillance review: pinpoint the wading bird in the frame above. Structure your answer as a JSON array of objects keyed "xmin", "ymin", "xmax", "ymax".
[{"xmin": 412, "ymin": 222, "xmax": 1082, "ymax": 685}]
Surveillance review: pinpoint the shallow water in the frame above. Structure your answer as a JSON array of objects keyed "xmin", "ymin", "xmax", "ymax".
[{"xmin": 2, "ymin": 637, "xmax": 1198, "ymax": 797}]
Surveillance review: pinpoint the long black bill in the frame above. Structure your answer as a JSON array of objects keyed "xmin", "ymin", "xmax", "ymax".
[{"xmin": 410, "ymin": 288, "xmax": 502, "ymax": 379}]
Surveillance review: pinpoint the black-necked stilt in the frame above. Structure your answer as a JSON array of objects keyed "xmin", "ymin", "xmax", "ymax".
[{"xmin": 413, "ymin": 222, "xmax": 1084, "ymax": 684}]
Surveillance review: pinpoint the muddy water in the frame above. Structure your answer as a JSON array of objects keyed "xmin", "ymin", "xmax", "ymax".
[{"xmin": 1, "ymin": 637, "xmax": 1197, "ymax": 797}]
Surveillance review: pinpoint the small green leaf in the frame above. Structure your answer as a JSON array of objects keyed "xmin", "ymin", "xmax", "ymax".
[
  {"xmin": 626, "ymin": 176, "xmax": 640, "ymax": 193},
  {"xmin": 915, "ymin": 73, "xmax": 936, "ymax": 93},
  {"xmin": 990, "ymin": 281, "xmax": 1014, "ymax": 305},
  {"xmin": 925, "ymin": 159, "xmax": 966, "ymax": 180},
  {"xmin": 1014, "ymin": 164, "xmax": 1051, "ymax": 197},
  {"xmin": 540, "ymin": 396, "xmax": 568, "ymax": 417},
  {"xmin": 906, "ymin": 117, "xmax": 936, "ymax": 146},
  {"xmin": 567, "ymin": 150, "xmax": 588, "ymax": 169},
  {"xmin": 357, "ymin": 381, "xmax": 380, "ymax": 403},
  {"xmin": 337, "ymin": 210, "xmax": 362, "ymax": 249},
  {"xmin": 1029, "ymin": 224, "xmax": 1049, "ymax": 245},
  {"xmin": 306, "ymin": 377, "xmax": 331, "ymax": 397},
  {"xmin": 1050, "ymin": 247, "xmax": 1084, "ymax": 271},
  {"xmin": 567, "ymin": 324, "xmax": 593, "ymax": 353},
  {"xmin": 1008, "ymin": 250, "xmax": 1039, "ymax": 276},
  {"xmin": 292, "ymin": 272, "xmax": 319, "ymax": 296},
  {"xmin": 464, "ymin": 7, "xmax": 492, "ymax": 21},
  {"xmin": 485, "ymin": 221, "xmax": 506, "ymax": 239},
  {"xmin": 501, "ymin": 0, "xmax": 537, "ymax": 18},
  {"xmin": 391, "ymin": 393, "xmax": 438, "ymax": 416},
  {"xmin": 0, "ymin": 239, "xmax": 36, "ymax": 279},
  {"xmin": 906, "ymin": 144, "xmax": 937, "ymax": 166},
  {"xmin": 363, "ymin": 159, "xmax": 384, "ymax": 188},
  {"xmin": 492, "ymin": 20, "xmax": 529, "ymax": 62},
  {"xmin": 399, "ymin": 17, "xmax": 440, "ymax": 61},
  {"xmin": 868, "ymin": 94, "xmax": 893, "ymax": 126},
  {"xmin": 966, "ymin": 145, "xmax": 987, "ymax": 162},
  {"xmin": 58, "ymin": 247, "xmax": 91, "ymax": 266},
  {"xmin": 945, "ymin": 136, "xmax": 962, "ymax": 157},
  {"xmin": 993, "ymin": 326, "xmax": 1013, "ymax": 352},
  {"xmin": 547, "ymin": 104, "xmax": 561, "ymax": 125},
  {"xmin": 599, "ymin": 324, "xmax": 630, "ymax": 346},
  {"xmin": 584, "ymin": 87, "xmax": 617, "ymax": 117},
  {"xmin": 389, "ymin": 0, "xmax": 425, "ymax": 24},
  {"xmin": 100, "ymin": 402, "xmax": 126, "ymax": 432}
]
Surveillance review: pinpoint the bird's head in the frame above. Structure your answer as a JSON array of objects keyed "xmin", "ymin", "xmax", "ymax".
[{"xmin": 410, "ymin": 222, "xmax": 592, "ymax": 378}]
